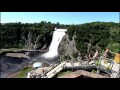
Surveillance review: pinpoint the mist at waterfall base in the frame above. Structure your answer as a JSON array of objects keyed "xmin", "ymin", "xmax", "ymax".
[
  {"xmin": 37, "ymin": 28, "xmax": 67, "ymax": 64},
  {"xmin": 0, "ymin": 28, "xmax": 67, "ymax": 77}
]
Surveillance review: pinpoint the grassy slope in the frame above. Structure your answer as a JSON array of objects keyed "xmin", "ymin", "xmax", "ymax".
[
  {"xmin": 57, "ymin": 70, "xmax": 73, "ymax": 78},
  {"xmin": 16, "ymin": 67, "xmax": 32, "ymax": 78}
]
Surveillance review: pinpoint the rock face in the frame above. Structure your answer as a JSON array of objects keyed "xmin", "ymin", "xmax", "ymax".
[
  {"xmin": 0, "ymin": 51, "xmax": 42, "ymax": 78},
  {"xmin": 0, "ymin": 54, "xmax": 29, "ymax": 78},
  {"xmin": 58, "ymin": 33, "xmax": 78, "ymax": 58},
  {"xmin": 5, "ymin": 53, "xmax": 29, "ymax": 58}
]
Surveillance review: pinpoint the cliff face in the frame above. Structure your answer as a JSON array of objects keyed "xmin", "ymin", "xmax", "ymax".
[
  {"xmin": 58, "ymin": 33, "xmax": 78, "ymax": 58},
  {"xmin": 24, "ymin": 31, "xmax": 53, "ymax": 51}
]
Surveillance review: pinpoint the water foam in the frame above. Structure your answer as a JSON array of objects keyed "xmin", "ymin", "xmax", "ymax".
[{"xmin": 42, "ymin": 28, "xmax": 67, "ymax": 59}]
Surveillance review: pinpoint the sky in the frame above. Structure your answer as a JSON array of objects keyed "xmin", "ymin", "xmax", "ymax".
[{"xmin": 1, "ymin": 12, "xmax": 119, "ymax": 24}]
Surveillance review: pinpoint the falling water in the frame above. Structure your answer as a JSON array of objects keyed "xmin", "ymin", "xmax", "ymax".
[{"xmin": 42, "ymin": 28, "xmax": 67, "ymax": 59}]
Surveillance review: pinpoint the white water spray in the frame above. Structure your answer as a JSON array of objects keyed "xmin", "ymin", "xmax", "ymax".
[{"xmin": 42, "ymin": 28, "xmax": 67, "ymax": 58}]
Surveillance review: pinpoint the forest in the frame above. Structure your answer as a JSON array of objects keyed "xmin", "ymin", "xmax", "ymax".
[{"xmin": 0, "ymin": 21, "xmax": 120, "ymax": 54}]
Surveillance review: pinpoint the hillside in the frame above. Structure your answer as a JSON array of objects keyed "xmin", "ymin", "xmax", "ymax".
[{"xmin": 1, "ymin": 21, "xmax": 120, "ymax": 56}]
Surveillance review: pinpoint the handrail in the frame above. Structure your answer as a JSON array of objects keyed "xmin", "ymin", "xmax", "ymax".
[
  {"xmin": 44, "ymin": 59, "xmax": 61, "ymax": 74},
  {"xmin": 45, "ymin": 62, "xmax": 66, "ymax": 78},
  {"xmin": 27, "ymin": 51, "xmax": 117, "ymax": 78}
]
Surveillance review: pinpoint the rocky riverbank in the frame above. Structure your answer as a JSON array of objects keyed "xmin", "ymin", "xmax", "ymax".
[{"xmin": 0, "ymin": 50, "xmax": 43, "ymax": 78}]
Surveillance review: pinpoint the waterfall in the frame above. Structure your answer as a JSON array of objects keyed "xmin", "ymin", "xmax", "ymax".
[{"xmin": 42, "ymin": 28, "xmax": 67, "ymax": 59}]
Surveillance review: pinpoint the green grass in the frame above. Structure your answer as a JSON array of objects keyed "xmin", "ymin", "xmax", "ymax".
[
  {"xmin": 91, "ymin": 70, "xmax": 97, "ymax": 73},
  {"xmin": 95, "ymin": 60, "xmax": 100, "ymax": 66},
  {"xmin": 103, "ymin": 60, "xmax": 109, "ymax": 64},
  {"xmin": 57, "ymin": 70, "xmax": 73, "ymax": 78},
  {"xmin": 16, "ymin": 67, "xmax": 32, "ymax": 78}
]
